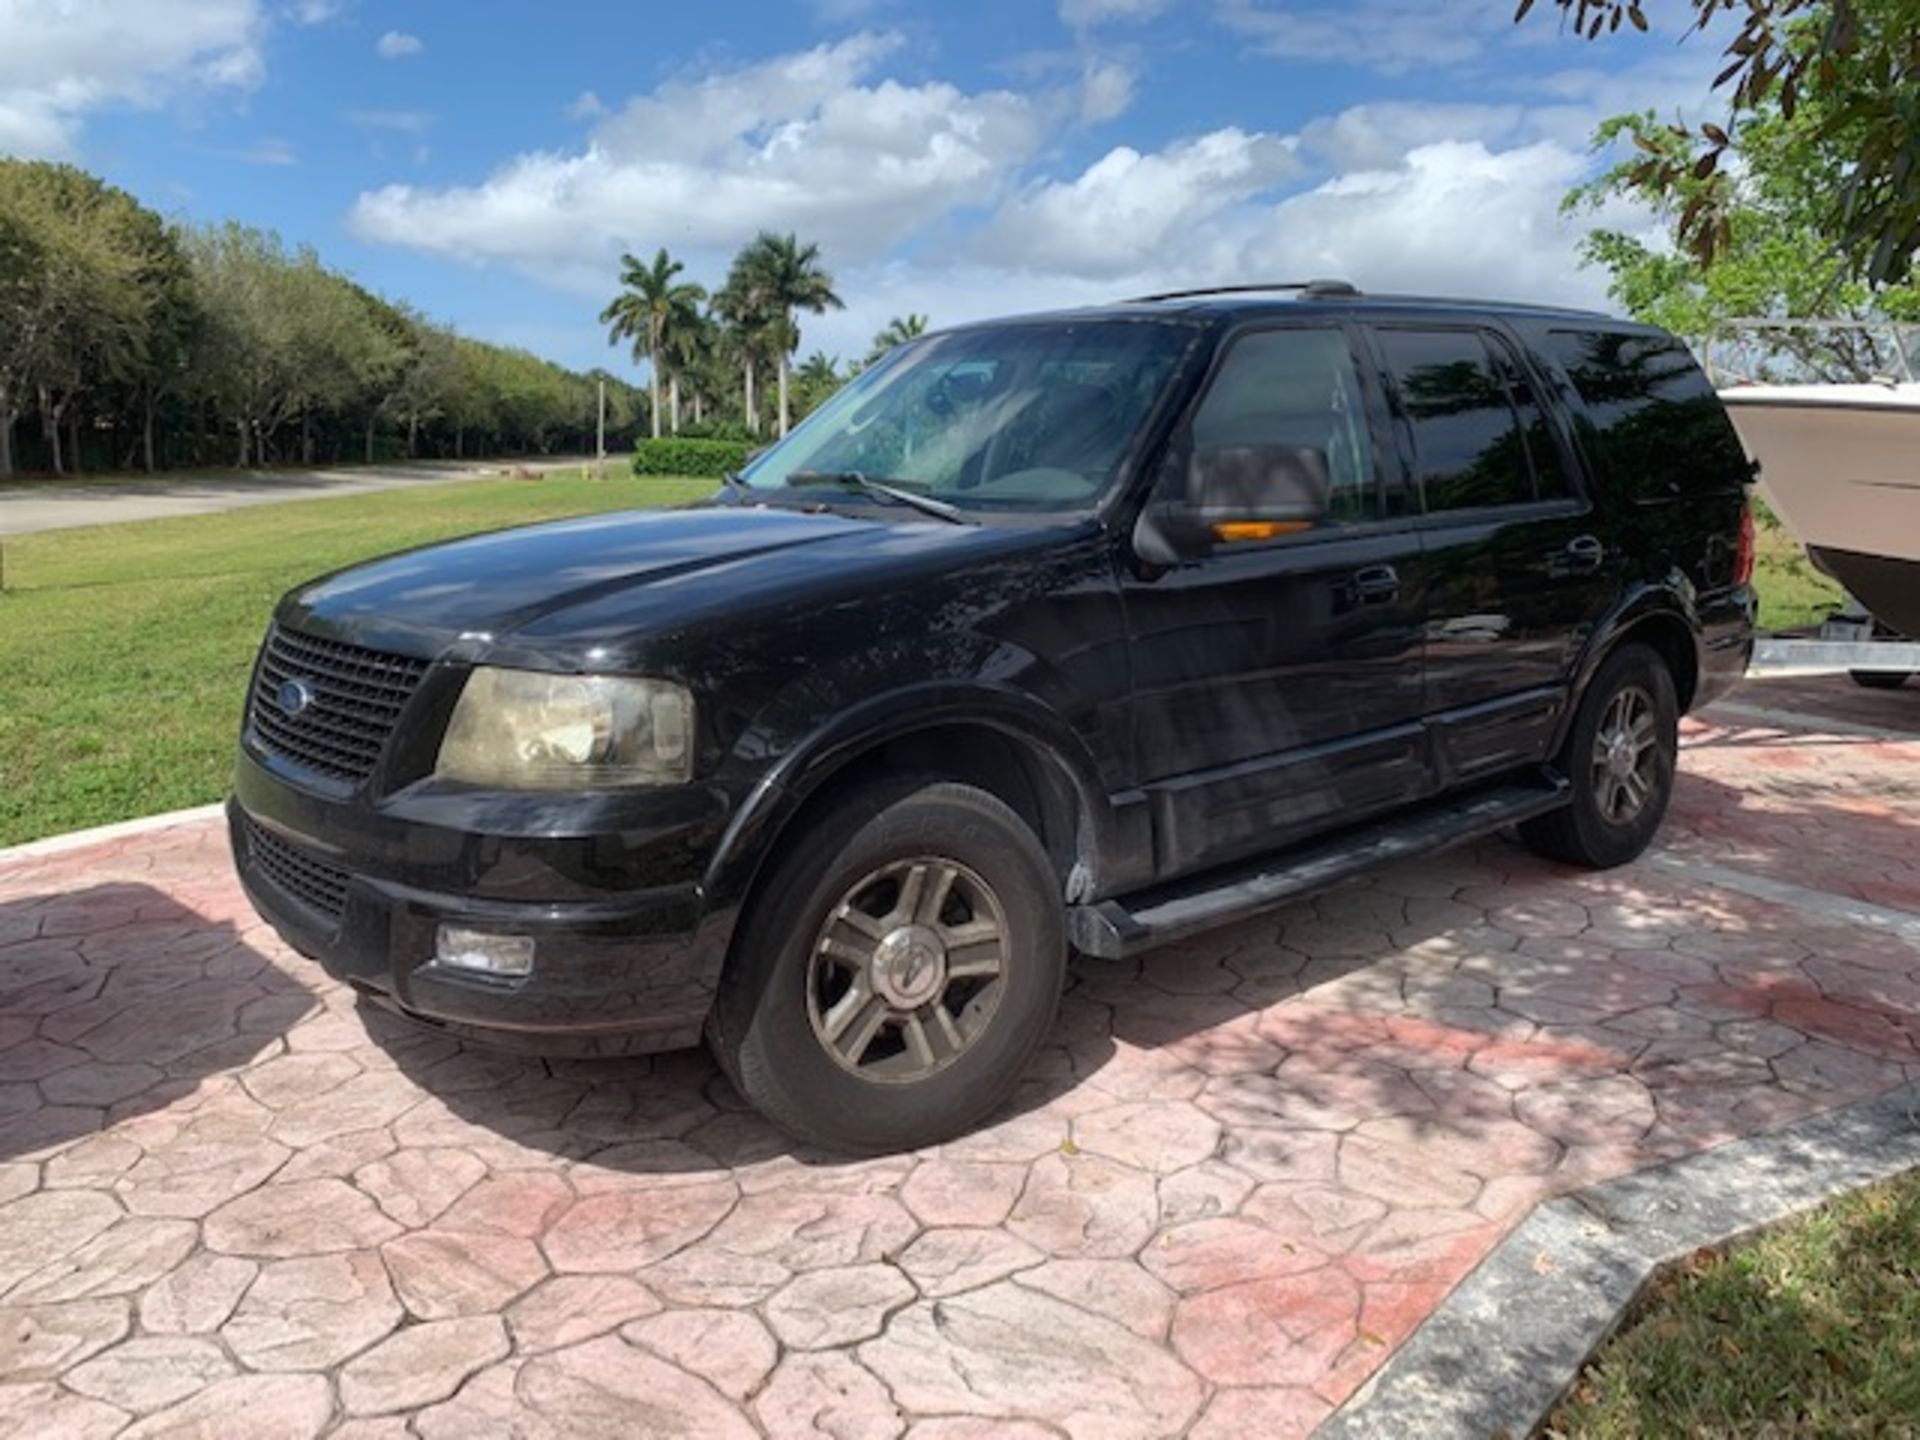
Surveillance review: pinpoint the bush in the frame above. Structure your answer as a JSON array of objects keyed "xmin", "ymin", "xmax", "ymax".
[{"xmin": 631, "ymin": 437, "xmax": 754, "ymax": 477}]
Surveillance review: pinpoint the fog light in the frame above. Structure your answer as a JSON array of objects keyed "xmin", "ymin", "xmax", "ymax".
[{"xmin": 435, "ymin": 926, "xmax": 535, "ymax": 979}]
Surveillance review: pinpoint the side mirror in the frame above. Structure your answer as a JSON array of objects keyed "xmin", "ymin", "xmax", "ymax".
[{"xmin": 1134, "ymin": 443, "xmax": 1331, "ymax": 565}]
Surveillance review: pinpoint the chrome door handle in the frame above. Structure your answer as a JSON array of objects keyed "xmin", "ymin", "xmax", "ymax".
[{"xmin": 1564, "ymin": 535, "xmax": 1605, "ymax": 571}]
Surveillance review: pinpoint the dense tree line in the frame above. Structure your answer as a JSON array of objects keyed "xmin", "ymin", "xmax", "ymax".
[
  {"xmin": 602, "ymin": 233, "xmax": 932, "ymax": 441},
  {"xmin": 0, "ymin": 159, "xmax": 647, "ymax": 479}
]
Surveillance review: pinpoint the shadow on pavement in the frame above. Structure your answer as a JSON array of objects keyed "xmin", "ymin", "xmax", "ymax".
[{"xmin": 0, "ymin": 883, "xmax": 318, "ymax": 1164}]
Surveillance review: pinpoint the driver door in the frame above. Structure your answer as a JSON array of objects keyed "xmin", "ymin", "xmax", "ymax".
[{"xmin": 1120, "ymin": 323, "xmax": 1432, "ymax": 880}]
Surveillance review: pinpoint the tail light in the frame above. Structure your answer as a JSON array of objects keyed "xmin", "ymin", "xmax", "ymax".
[{"xmin": 1733, "ymin": 499, "xmax": 1756, "ymax": 587}]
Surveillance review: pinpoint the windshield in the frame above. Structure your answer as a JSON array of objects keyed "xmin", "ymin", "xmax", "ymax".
[{"xmin": 739, "ymin": 319, "xmax": 1194, "ymax": 512}]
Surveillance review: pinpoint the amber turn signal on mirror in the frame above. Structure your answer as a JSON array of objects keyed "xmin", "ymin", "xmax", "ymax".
[{"xmin": 1211, "ymin": 520, "xmax": 1313, "ymax": 543}]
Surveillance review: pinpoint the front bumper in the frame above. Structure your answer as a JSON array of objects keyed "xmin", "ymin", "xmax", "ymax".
[{"xmin": 229, "ymin": 751, "xmax": 735, "ymax": 1056}]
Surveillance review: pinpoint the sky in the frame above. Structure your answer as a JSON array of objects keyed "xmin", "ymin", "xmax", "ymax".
[{"xmin": 0, "ymin": 0, "xmax": 1733, "ymax": 379}]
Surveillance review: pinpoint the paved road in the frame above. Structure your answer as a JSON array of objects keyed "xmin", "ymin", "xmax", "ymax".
[
  {"xmin": 0, "ymin": 457, "xmax": 600, "ymax": 537},
  {"xmin": 0, "ymin": 674, "xmax": 1915, "ymax": 1438}
]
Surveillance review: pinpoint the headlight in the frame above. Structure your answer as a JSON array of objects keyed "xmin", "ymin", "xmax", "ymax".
[{"xmin": 435, "ymin": 668, "xmax": 693, "ymax": 788}]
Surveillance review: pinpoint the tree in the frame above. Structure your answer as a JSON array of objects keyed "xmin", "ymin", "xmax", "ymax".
[
  {"xmin": 601, "ymin": 248, "xmax": 704, "ymax": 440},
  {"xmin": 713, "ymin": 276, "xmax": 776, "ymax": 436},
  {"xmin": 728, "ymin": 232, "xmax": 844, "ymax": 436},
  {"xmin": 1514, "ymin": 0, "xmax": 1920, "ymax": 286},
  {"xmin": 792, "ymin": 351, "xmax": 843, "ymax": 421},
  {"xmin": 0, "ymin": 162, "xmax": 156, "ymax": 477},
  {"xmin": 1563, "ymin": 94, "xmax": 1920, "ymax": 360},
  {"xmin": 868, "ymin": 313, "xmax": 928, "ymax": 365}
]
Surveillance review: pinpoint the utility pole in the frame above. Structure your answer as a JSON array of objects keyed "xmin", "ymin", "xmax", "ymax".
[{"xmin": 596, "ymin": 379, "xmax": 606, "ymax": 482}]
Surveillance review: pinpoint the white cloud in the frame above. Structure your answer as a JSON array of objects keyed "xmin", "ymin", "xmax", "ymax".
[
  {"xmin": 975, "ymin": 128, "xmax": 1303, "ymax": 278},
  {"xmin": 220, "ymin": 136, "xmax": 296, "ymax": 166},
  {"xmin": 1297, "ymin": 101, "xmax": 1527, "ymax": 172},
  {"xmin": 1218, "ymin": 0, "xmax": 1498, "ymax": 74},
  {"xmin": 351, "ymin": 34, "xmax": 1045, "ymax": 285},
  {"xmin": 376, "ymin": 30, "xmax": 423, "ymax": 60},
  {"xmin": 287, "ymin": 0, "xmax": 342, "ymax": 22},
  {"xmin": 1078, "ymin": 60, "xmax": 1135, "ymax": 123},
  {"xmin": 0, "ymin": 0, "xmax": 264, "ymax": 158},
  {"xmin": 1060, "ymin": 0, "xmax": 1168, "ymax": 28},
  {"xmin": 566, "ymin": 89, "xmax": 607, "ymax": 121}
]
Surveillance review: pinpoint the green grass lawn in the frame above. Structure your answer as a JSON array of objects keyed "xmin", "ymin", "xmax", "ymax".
[
  {"xmin": 1548, "ymin": 1170, "xmax": 1920, "ymax": 1438},
  {"xmin": 0, "ymin": 468, "xmax": 713, "ymax": 847},
  {"xmin": 1753, "ymin": 502, "xmax": 1845, "ymax": 633}
]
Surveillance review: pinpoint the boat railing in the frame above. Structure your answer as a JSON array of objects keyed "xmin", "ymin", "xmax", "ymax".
[{"xmin": 1703, "ymin": 317, "xmax": 1918, "ymax": 388}]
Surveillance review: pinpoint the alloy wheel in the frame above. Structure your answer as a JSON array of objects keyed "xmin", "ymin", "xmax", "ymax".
[
  {"xmin": 805, "ymin": 856, "xmax": 1009, "ymax": 1083},
  {"xmin": 1590, "ymin": 683, "xmax": 1660, "ymax": 825}
]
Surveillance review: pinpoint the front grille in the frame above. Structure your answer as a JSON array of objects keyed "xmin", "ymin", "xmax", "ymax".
[
  {"xmin": 249, "ymin": 624, "xmax": 429, "ymax": 783},
  {"xmin": 243, "ymin": 815, "xmax": 351, "ymax": 925}
]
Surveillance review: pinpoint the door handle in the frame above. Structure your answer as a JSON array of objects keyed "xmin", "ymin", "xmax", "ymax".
[
  {"xmin": 1563, "ymin": 535, "xmax": 1605, "ymax": 572},
  {"xmin": 1349, "ymin": 564, "xmax": 1400, "ymax": 603}
]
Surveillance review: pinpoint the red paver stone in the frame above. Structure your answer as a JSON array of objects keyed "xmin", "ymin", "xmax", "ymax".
[
  {"xmin": 116, "ymin": 1372, "xmax": 333, "ymax": 1440},
  {"xmin": 518, "ymin": 1334, "xmax": 759, "ymax": 1439},
  {"xmin": 339, "ymin": 1315, "xmax": 510, "ymax": 1415},
  {"xmin": 220, "ymin": 1250, "xmax": 401, "ymax": 1371},
  {"xmin": 1, "ymin": 688, "xmax": 1916, "ymax": 1433},
  {"xmin": 506, "ymin": 1274, "xmax": 662, "ymax": 1354},
  {"xmin": 1170, "ymin": 1267, "xmax": 1359, "ymax": 1386},
  {"xmin": 64, "ymin": 1335, "xmax": 235, "ymax": 1414}
]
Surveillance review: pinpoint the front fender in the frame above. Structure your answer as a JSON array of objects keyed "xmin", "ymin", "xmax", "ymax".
[{"xmin": 699, "ymin": 677, "xmax": 1125, "ymax": 920}]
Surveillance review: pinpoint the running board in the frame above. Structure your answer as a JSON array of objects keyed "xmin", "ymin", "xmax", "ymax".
[{"xmin": 1068, "ymin": 774, "xmax": 1571, "ymax": 960}]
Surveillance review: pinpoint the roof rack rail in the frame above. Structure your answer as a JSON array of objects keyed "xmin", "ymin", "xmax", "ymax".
[{"xmin": 1124, "ymin": 279, "xmax": 1362, "ymax": 304}]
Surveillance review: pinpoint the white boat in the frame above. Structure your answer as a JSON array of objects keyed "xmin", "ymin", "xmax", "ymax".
[{"xmin": 1712, "ymin": 320, "xmax": 1920, "ymax": 638}]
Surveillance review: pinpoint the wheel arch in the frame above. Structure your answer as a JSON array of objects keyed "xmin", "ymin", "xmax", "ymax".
[
  {"xmin": 1552, "ymin": 591, "xmax": 1702, "ymax": 755},
  {"xmin": 701, "ymin": 686, "xmax": 1121, "ymax": 933}
]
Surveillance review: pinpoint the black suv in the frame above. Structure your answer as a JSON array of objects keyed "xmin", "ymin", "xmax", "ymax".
[{"xmin": 231, "ymin": 282, "xmax": 1755, "ymax": 1152}]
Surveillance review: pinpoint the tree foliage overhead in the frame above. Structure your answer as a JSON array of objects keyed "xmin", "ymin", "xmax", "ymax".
[
  {"xmin": 0, "ymin": 158, "xmax": 645, "ymax": 479},
  {"xmin": 1515, "ymin": 0, "xmax": 1920, "ymax": 286},
  {"xmin": 1563, "ymin": 81, "xmax": 1920, "ymax": 372}
]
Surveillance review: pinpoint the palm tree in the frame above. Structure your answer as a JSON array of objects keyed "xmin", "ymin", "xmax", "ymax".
[
  {"xmin": 600, "ymin": 248, "xmax": 705, "ymax": 440},
  {"xmin": 656, "ymin": 286, "xmax": 707, "ymax": 434},
  {"xmin": 793, "ymin": 350, "xmax": 842, "ymax": 423},
  {"xmin": 712, "ymin": 278, "xmax": 775, "ymax": 437},
  {"xmin": 868, "ymin": 313, "xmax": 928, "ymax": 365},
  {"xmin": 730, "ymin": 232, "xmax": 844, "ymax": 437}
]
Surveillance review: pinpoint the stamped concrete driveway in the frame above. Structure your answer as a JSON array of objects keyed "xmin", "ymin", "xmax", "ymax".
[{"xmin": 1, "ymin": 678, "xmax": 1917, "ymax": 1439}]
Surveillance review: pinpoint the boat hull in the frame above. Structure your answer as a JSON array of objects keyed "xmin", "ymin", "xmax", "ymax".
[{"xmin": 1719, "ymin": 387, "xmax": 1920, "ymax": 636}]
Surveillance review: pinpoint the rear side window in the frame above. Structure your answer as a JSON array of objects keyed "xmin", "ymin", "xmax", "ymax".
[
  {"xmin": 1537, "ymin": 329, "xmax": 1750, "ymax": 498},
  {"xmin": 1190, "ymin": 327, "xmax": 1380, "ymax": 524},
  {"xmin": 1375, "ymin": 328, "xmax": 1561, "ymax": 513}
]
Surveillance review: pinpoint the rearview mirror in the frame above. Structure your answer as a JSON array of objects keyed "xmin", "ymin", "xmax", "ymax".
[
  {"xmin": 1190, "ymin": 444, "xmax": 1330, "ymax": 541},
  {"xmin": 1134, "ymin": 443, "xmax": 1331, "ymax": 565}
]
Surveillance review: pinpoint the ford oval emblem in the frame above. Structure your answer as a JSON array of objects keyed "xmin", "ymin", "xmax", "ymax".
[{"xmin": 276, "ymin": 678, "xmax": 317, "ymax": 717}]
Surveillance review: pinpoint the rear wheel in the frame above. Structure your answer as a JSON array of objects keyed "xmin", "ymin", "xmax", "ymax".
[
  {"xmin": 1850, "ymin": 669, "xmax": 1910, "ymax": 690},
  {"xmin": 708, "ymin": 778, "xmax": 1065, "ymax": 1154},
  {"xmin": 1520, "ymin": 643, "xmax": 1678, "ymax": 869}
]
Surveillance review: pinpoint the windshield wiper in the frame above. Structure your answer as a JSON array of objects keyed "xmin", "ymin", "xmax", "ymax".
[{"xmin": 786, "ymin": 470, "xmax": 969, "ymax": 525}]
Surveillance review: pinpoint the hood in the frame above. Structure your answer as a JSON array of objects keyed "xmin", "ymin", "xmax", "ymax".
[{"xmin": 278, "ymin": 503, "xmax": 1054, "ymax": 661}]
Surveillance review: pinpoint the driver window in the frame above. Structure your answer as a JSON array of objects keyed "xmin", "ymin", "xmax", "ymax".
[{"xmin": 1189, "ymin": 328, "xmax": 1380, "ymax": 524}]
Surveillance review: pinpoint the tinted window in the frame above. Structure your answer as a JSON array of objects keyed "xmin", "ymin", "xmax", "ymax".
[
  {"xmin": 1486, "ymin": 336, "xmax": 1573, "ymax": 500},
  {"xmin": 1538, "ymin": 329, "xmax": 1749, "ymax": 498},
  {"xmin": 1189, "ymin": 328, "xmax": 1378, "ymax": 524},
  {"xmin": 1377, "ymin": 328, "xmax": 1534, "ymax": 512}
]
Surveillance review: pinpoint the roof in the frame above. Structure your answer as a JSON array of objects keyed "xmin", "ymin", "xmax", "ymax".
[{"xmin": 1116, "ymin": 281, "xmax": 1614, "ymax": 324}]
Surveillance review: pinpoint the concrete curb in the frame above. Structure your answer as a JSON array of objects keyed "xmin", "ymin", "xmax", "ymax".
[
  {"xmin": 0, "ymin": 803, "xmax": 225, "ymax": 866},
  {"xmin": 1319, "ymin": 1083, "xmax": 1920, "ymax": 1440}
]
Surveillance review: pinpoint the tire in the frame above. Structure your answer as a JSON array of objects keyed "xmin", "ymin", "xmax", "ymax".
[
  {"xmin": 1850, "ymin": 670, "xmax": 1910, "ymax": 690},
  {"xmin": 708, "ymin": 778, "xmax": 1066, "ymax": 1155},
  {"xmin": 1519, "ymin": 643, "xmax": 1679, "ymax": 870}
]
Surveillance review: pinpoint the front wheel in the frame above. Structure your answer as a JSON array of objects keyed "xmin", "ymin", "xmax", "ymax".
[
  {"xmin": 1520, "ymin": 643, "xmax": 1679, "ymax": 869},
  {"xmin": 708, "ymin": 779, "xmax": 1066, "ymax": 1154},
  {"xmin": 1850, "ymin": 669, "xmax": 1910, "ymax": 690}
]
